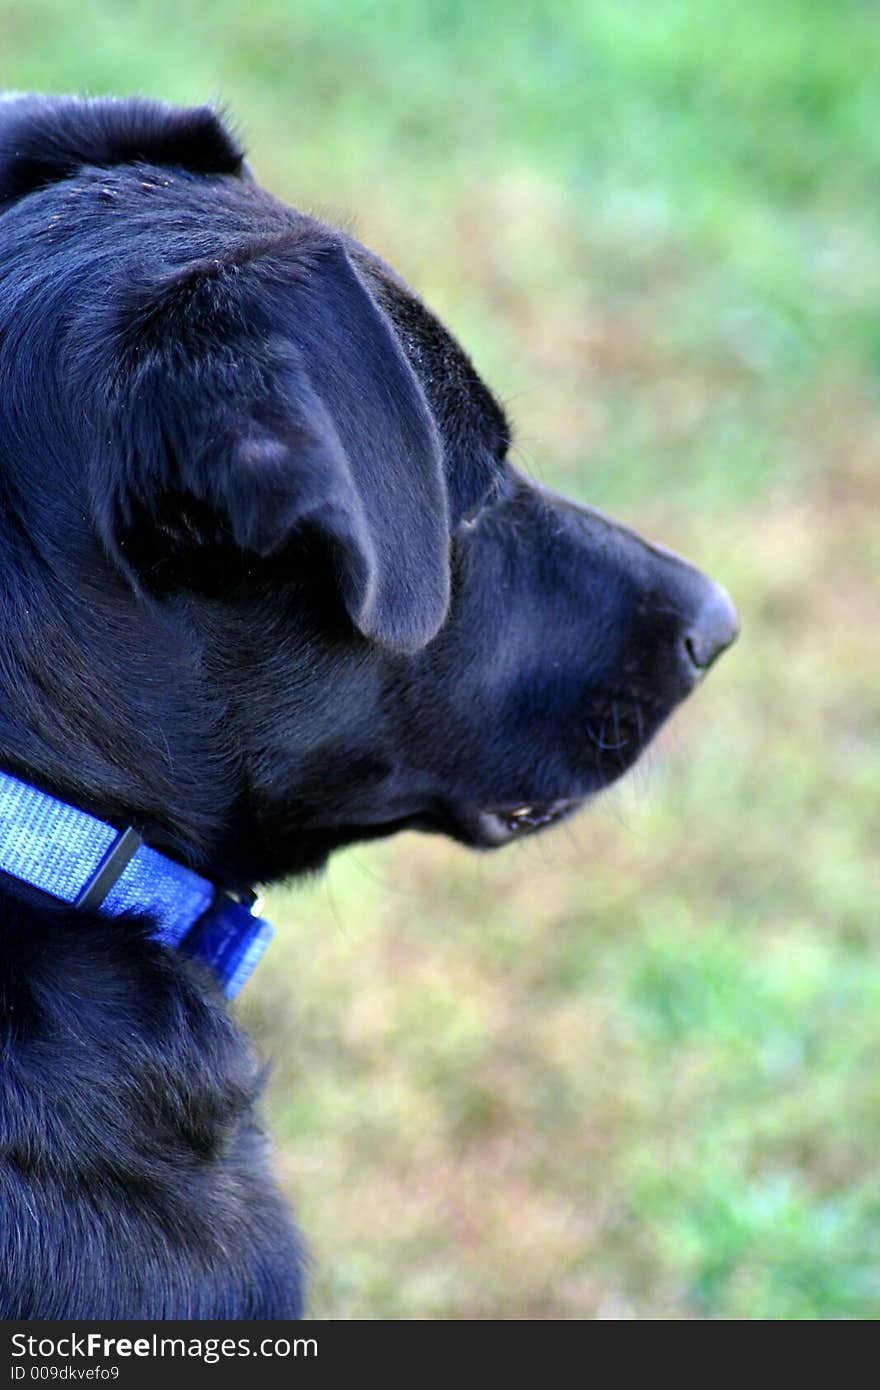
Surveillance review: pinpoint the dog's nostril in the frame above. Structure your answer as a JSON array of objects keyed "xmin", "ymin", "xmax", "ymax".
[{"xmin": 683, "ymin": 583, "xmax": 739, "ymax": 672}]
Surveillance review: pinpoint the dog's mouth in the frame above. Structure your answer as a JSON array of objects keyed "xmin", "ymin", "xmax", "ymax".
[{"xmin": 438, "ymin": 798, "xmax": 583, "ymax": 849}]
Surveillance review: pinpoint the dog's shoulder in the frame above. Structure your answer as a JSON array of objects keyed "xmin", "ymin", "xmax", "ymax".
[{"xmin": 0, "ymin": 890, "xmax": 305, "ymax": 1318}]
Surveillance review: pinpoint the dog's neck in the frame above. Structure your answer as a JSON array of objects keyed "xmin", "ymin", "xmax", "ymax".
[{"xmin": 0, "ymin": 767, "xmax": 272, "ymax": 997}]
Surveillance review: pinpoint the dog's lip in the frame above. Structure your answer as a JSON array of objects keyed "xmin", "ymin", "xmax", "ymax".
[{"xmin": 441, "ymin": 798, "xmax": 583, "ymax": 848}]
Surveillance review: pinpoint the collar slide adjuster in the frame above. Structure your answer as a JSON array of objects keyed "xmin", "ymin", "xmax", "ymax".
[{"xmin": 74, "ymin": 826, "xmax": 144, "ymax": 910}]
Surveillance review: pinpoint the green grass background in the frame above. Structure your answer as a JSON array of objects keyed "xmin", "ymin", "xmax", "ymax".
[{"xmin": 3, "ymin": 0, "xmax": 878, "ymax": 1319}]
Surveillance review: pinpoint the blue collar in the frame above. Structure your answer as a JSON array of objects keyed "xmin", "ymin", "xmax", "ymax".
[{"xmin": 0, "ymin": 768, "xmax": 272, "ymax": 998}]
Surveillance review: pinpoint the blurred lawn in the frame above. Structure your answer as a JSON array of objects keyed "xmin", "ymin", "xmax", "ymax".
[{"xmin": 3, "ymin": 0, "xmax": 878, "ymax": 1319}]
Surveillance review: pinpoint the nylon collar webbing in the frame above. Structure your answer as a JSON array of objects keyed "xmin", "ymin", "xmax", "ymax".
[{"xmin": 0, "ymin": 768, "xmax": 272, "ymax": 997}]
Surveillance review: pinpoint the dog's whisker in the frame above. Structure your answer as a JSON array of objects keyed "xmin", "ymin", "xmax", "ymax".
[
  {"xmin": 585, "ymin": 716, "xmax": 631, "ymax": 753},
  {"xmin": 612, "ymin": 701, "xmax": 630, "ymax": 772}
]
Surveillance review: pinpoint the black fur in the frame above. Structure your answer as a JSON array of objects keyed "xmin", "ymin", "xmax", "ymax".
[{"xmin": 0, "ymin": 95, "xmax": 736, "ymax": 1318}]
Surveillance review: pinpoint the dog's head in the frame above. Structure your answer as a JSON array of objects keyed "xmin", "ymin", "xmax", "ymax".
[{"xmin": 0, "ymin": 96, "xmax": 737, "ymax": 883}]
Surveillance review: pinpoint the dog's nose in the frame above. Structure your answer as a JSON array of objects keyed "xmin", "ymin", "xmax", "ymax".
[{"xmin": 682, "ymin": 582, "xmax": 739, "ymax": 673}]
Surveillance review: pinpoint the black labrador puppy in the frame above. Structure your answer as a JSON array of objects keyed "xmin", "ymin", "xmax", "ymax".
[{"xmin": 0, "ymin": 96, "xmax": 737, "ymax": 1319}]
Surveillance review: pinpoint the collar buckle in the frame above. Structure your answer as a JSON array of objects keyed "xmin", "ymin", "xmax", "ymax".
[{"xmin": 179, "ymin": 890, "xmax": 274, "ymax": 999}]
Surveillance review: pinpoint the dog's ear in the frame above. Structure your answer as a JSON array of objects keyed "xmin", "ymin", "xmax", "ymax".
[
  {"xmin": 100, "ymin": 232, "xmax": 450, "ymax": 654},
  {"xmin": 0, "ymin": 94, "xmax": 246, "ymax": 209}
]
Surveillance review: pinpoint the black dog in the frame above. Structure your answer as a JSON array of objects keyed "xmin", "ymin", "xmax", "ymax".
[{"xmin": 0, "ymin": 95, "xmax": 737, "ymax": 1319}]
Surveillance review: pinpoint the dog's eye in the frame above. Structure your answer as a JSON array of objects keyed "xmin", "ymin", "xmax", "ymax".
[
  {"xmin": 459, "ymin": 502, "xmax": 484, "ymax": 530},
  {"xmin": 458, "ymin": 467, "xmax": 509, "ymax": 532}
]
